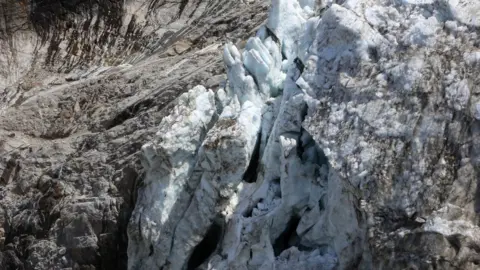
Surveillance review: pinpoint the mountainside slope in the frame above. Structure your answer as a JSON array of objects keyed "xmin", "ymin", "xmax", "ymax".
[{"xmin": 0, "ymin": 0, "xmax": 268, "ymax": 269}]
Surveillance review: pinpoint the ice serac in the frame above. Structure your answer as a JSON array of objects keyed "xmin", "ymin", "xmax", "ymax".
[
  {"xmin": 127, "ymin": 86, "xmax": 217, "ymax": 269},
  {"xmin": 128, "ymin": 9, "xmax": 286, "ymax": 268},
  {"xmin": 129, "ymin": 0, "xmax": 480, "ymax": 269}
]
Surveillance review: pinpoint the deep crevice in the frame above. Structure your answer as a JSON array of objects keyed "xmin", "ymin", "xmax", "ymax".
[
  {"xmin": 446, "ymin": 234, "xmax": 463, "ymax": 254},
  {"xmin": 294, "ymin": 57, "xmax": 304, "ymax": 74},
  {"xmin": 186, "ymin": 222, "xmax": 223, "ymax": 270},
  {"xmin": 104, "ymin": 99, "xmax": 155, "ymax": 130},
  {"xmin": 272, "ymin": 177, "xmax": 282, "ymax": 198},
  {"xmin": 298, "ymin": 127, "xmax": 329, "ymax": 168},
  {"xmin": 265, "ymin": 27, "xmax": 287, "ymax": 60},
  {"xmin": 177, "ymin": 0, "xmax": 189, "ymax": 19},
  {"xmin": 242, "ymin": 198, "xmax": 264, "ymax": 218},
  {"xmin": 273, "ymin": 215, "xmax": 301, "ymax": 256},
  {"xmin": 37, "ymin": 129, "xmax": 72, "ymax": 140},
  {"xmin": 318, "ymin": 197, "xmax": 325, "ymax": 211},
  {"xmin": 376, "ymin": 209, "xmax": 425, "ymax": 232},
  {"xmin": 0, "ymin": 158, "xmax": 21, "ymax": 185},
  {"xmin": 243, "ymin": 131, "xmax": 261, "ymax": 183},
  {"xmin": 148, "ymin": 244, "xmax": 154, "ymax": 256},
  {"xmin": 243, "ymin": 206, "xmax": 254, "ymax": 218},
  {"xmin": 265, "ymin": 26, "xmax": 280, "ymax": 45},
  {"xmin": 367, "ymin": 46, "xmax": 379, "ymax": 62}
]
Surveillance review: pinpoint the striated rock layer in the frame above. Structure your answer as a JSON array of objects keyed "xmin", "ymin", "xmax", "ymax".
[{"xmin": 129, "ymin": 0, "xmax": 480, "ymax": 269}]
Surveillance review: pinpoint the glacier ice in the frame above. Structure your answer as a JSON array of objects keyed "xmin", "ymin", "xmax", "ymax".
[
  {"xmin": 127, "ymin": 86, "xmax": 217, "ymax": 269},
  {"xmin": 128, "ymin": 0, "xmax": 480, "ymax": 269},
  {"xmin": 127, "ymin": 0, "xmax": 335, "ymax": 268}
]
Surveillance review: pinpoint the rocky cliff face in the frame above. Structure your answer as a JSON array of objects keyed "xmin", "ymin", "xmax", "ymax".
[
  {"xmin": 0, "ymin": 0, "xmax": 268, "ymax": 269},
  {"xmin": 2, "ymin": 0, "xmax": 480, "ymax": 269}
]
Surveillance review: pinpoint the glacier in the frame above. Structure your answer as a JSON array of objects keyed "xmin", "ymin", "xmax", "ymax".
[{"xmin": 128, "ymin": 0, "xmax": 480, "ymax": 269}]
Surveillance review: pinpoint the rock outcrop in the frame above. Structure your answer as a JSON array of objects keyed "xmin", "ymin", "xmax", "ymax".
[{"xmin": 128, "ymin": 0, "xmax": 480, "ymax": 269}]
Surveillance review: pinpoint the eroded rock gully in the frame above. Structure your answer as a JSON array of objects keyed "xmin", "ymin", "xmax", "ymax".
[{"xmin": 2, "ymin": 0, "xmax": 480, "ymax": 269}]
